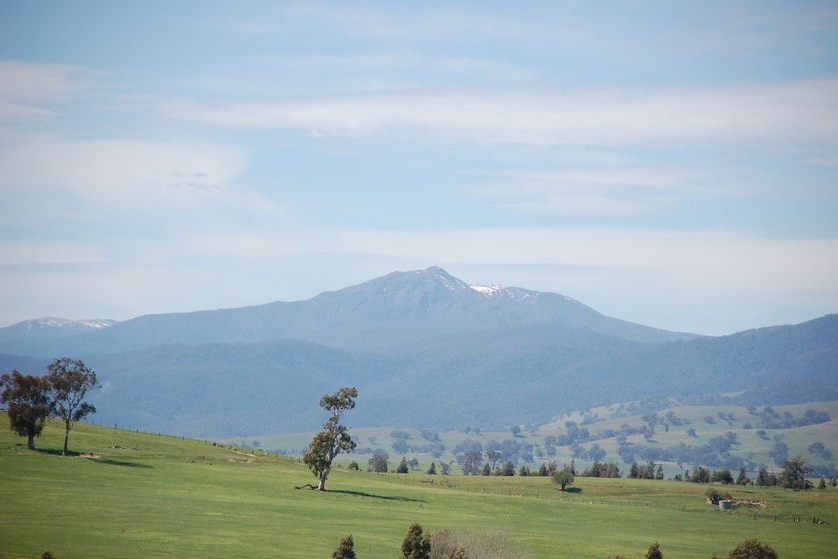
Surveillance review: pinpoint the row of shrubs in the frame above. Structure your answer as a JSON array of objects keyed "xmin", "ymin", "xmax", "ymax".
[{"xmin": 330, "ymin": 523, "xmax": 778, "ymax": 559}]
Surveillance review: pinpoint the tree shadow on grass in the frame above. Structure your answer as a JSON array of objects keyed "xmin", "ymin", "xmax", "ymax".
[
  {"xmin": 560, "ymin": 487, "xmax": 583, "ymax": 494},
  {"xmin": 34, "ymin": 448, "xmax": 79, "ymax": 457},
  {"xmin": 91, "ymin": 457, "xmax": 152, "ymax": 468},
  {"xmin": 30, "ymin": 447, "xmax": 151, "ymax": 468},
  {"xmin": 329, "ymin": 489, "xmax": 427, "ymax": 503}
]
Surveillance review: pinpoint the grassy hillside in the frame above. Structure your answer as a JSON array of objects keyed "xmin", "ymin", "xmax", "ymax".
[
  {"xmin": 2, "ymin": 413, "xmax": 837, "ymax": 558},
  {"xmin": 233, "ymin": 401, "xmax": 838, "ymax": 479}
]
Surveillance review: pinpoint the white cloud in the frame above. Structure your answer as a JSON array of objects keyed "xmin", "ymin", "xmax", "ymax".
[{"xmin": 171, "ymin": 79, "xmax": 838, "ymax": 149}]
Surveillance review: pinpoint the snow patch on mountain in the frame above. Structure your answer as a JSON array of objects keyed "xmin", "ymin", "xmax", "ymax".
[
  {"xmin": 77, "ymin": 319, "xmax": 117, "ymax": 329},
  {"xmin": 24, "ymin": 317, "xmax": 116, "ymax": 330},
  {"xmin": 470, "ymin": 284, "xmax": 503, "ymax": 296}
]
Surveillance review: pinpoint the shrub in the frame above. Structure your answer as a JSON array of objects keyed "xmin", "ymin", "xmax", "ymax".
[
  {"xmin": 429, "ymin": 529, "xmax": 529, "ymax": 559},
  {"xmin": 646, "ymin": 542, "xmax": 663, "ymax": 559},
  {"xmin": 332, "ymin": 535, "xmax": 355, "ymax": 559},
  {"xmin": 727, "ymin": 539, "xmax": 777, "ymax": 559},
  {"xmin": 705, "ymin": 488, "xmax": 732, "ymax": 504},
  {"xmin": 401, "ymin": 523, "xmax": 431, "ymax": 559}
]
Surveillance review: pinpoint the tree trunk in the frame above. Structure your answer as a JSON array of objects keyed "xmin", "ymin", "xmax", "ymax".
[
  {"xmin": 316, "ymin": 472, "xmax": 328, "ymax": 491},
  {"xmin": 26, "ymin": 432, "xmax": 35, "ymax": 450},
  {"xmin": 62, "ymin": 419, "xmax": 70, "ymax": 456}
]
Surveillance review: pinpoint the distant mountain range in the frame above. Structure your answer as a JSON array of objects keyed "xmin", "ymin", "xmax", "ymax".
[
  {"xmin": 1, "ymin": 267, "xmax": 836, "ymax": 438},
  {"xmin": 0, "ymin": 267, "xmax": 693, "ymax": 355}
]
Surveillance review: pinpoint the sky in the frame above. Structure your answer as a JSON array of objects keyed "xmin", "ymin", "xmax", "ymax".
[{"xmin": 1, "ymin": 1, "xmax": 837, "ymax": 335}]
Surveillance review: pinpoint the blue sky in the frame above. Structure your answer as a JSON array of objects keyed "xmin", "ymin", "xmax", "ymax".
[{"xmin": 1, "ymin": 1, "xmax": 837, "ymax": 335}]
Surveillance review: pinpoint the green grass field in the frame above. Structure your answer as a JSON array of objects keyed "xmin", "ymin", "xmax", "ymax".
[{"xmin": 1, "ymin": 415, "xmax": 836, "ymax": 558}]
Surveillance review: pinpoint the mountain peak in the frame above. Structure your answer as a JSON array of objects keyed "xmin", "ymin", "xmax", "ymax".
[{"xmin": 417, "ymin": 266, "xmax": 471, "ymax": 291}]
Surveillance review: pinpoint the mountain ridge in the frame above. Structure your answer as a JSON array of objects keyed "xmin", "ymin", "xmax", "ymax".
[
  {"xmin": 0, "ymin": 266, "xmax": 697, "ymax": 356},
  {"xmin": 0, "ymin": 267, "xmax": 835, "ymax": 438}
]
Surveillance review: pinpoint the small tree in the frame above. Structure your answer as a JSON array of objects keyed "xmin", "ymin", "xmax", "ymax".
[
  {"xmin": 462, "ymin": 449, "xmax": 482, "ymax": 475},
  {"xmin": 713, "ymin": 469, "xmax": 734, "ymax": 484},
  {"xmin": 553, "ymin": 468, "xmax": 575, "ymax": 491},
  {"xmin": 332, "ymin": 535, "xmax": 356, "ymax": 559},
  {"xmin": 397, "ymin": 456, "xmax": 409, "ymax": 474},
  {"xmin": 401, "ymin": 523, "xmax": 431, "ymax": 559},
  {"xmin": 780, "ymin": 455, "xmax": 811, "ymax": 490},
  {"xmin": 46, "ymin": 358, "xmax": 99, "ymax": 456},
  {"xmin": 728, "ymin": 539, "xmax": 777, "ymax": 559},
  {"xmin": 1, "ymin": 371, "xmax": 51, "ymax": 450},
  {"xmin": 369, "ymin": 451, "xmax": 389, "ymax": 473},
  {"xmin": 303, "ymin": 387, "xmax": 358, "ymax": 491},
  {"xmin": 646, "ymin": 542, "xmax": 663, "ymax": 559}
]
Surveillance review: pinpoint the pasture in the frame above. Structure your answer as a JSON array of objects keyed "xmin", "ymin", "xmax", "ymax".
[
  {"xmin": 237, "ymin": 401, "xmax": 838, "ymax": 479},
  {"xmin": 1, "ymin": 415, "xmax": 836, "ymax": 558}
]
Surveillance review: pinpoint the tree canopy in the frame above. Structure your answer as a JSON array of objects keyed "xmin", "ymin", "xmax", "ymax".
[
  {"xmin": 779, "ymin": 455, "xmax": 812, "ymax": 490},
  {"xmin": 331, "ymin": 535, "xmax": 356, "ymax": 559},
  {"xmin": 728, "ymin": 539, "xmax": 777, "ymax": 559},
  {"xmin": 552, "ymin": 468, "xmax": 575, "ymax": 491},
  {"xmin": 400, "ymin": 523, "xmax": 431, "ymax": 559},
  {"xmin": 0, "ymin": 370, "xmax": 51, "ymax": 449},
  {"xmin": 46, "ymin": 357, "xmax": 99, "ymax": 456},
  {"xmin": 302, "ymin": 386, "xmax": 357, "ymax": 491}
]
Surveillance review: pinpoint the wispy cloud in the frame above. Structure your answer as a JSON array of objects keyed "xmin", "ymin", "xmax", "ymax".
[
  {"xmin": 0, "ymin": 134, "xmax": 245, "ymax": 210},
  {"xmin": 0, "ymin": 60, "xmax": 103, "ymax": 124},
  {"xmin": 169, "ymin": 79, "xmax": 838, "ymax": 149},
  {"xmin": 0, "ymin": 60, "xmax": 102, "ymax": 103},
  {"xmin": 465, "ymin": 167, "xmax": 692, "ymax": 217}
]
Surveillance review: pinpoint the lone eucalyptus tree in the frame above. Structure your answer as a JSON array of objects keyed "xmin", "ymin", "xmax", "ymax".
[
  {"xmin": 46, "ymin": 358, "xmax": 99, "ymax": 456},
  {"xmin": 303, "ymin": 386, "xmax": 357, "ymax": 491}
]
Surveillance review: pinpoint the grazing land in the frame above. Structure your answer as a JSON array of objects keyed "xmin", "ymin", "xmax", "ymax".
[
  {"xmin": 1, "ymin": 414, "xmax": 836, "ymax": 558},
  {"xmin": 232, "ymin": 401, "xmax": 838, "ymax": 479}
]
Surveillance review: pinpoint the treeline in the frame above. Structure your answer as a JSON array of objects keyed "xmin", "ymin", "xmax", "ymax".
[
  {"xmin": 618, "ymin": 432, "xmax": 744, "ymax": 470},
  {"xmin": 745, "ymin": 406, "xmax": 831, "ymax": 429}
]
